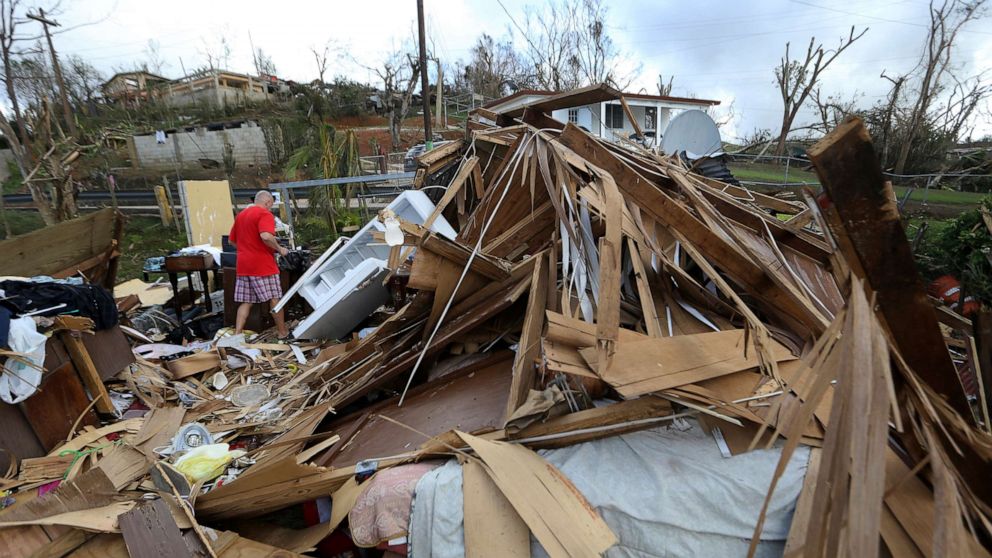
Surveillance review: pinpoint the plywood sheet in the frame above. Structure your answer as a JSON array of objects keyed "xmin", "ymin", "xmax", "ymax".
[
  {"xmin": 325, "ymin": 351, "xmax": 514, "ymax": 468},
  {"xmin": 20, "ymin": 362, "xmax": 99, "ymax": 451},
  {"xmin": 113, "ymin": 279, "xmax": 174, "ymax": 307},
  {"xmin": 80, "ymin": 326, "xmax": 135, "ymax": 381},
  {"xmin": 179, "ymin": 180, "xmax": 235, "ymax": 248},
  {"xmin": 583, "ymin": 329, "xmax": 796, "ymax": 398}
]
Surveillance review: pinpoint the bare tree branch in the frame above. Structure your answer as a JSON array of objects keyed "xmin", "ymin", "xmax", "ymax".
[{"xmin": 773, "ymin": 25, "xmax": 867, "ymax": 155}]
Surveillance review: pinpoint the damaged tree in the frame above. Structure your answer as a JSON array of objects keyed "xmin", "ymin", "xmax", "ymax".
[
  {"xmin": 773, "ymin": 26, "xmax": 866, "ymax": 156},
  {"xmin": 375, "ymin": 49, "xmax": 421, "ymax": 149},
  {"xmin": 892, "ymin": 0, "xmax": 988, "ymax": 174}
]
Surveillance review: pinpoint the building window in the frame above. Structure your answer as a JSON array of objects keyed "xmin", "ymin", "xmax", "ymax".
[
  {"xmin": 568, "ymin": 108, "xmax": 578, "ymax": 123},
  {"xmin": 645, "ymin": 107, "xmax": 657, "ymax": 130},
  {"xmin": 605, "ymin": 104, "xmax": 624, "ymax": 129}
]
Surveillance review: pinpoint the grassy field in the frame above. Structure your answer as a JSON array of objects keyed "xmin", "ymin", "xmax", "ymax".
[
  {"xmin": 2, "ymin": 211, "xmax": 187, "ymax": 282},
  {"xmin": 727, "ymin": 161, "xmax": 988, "ymax": 208}
]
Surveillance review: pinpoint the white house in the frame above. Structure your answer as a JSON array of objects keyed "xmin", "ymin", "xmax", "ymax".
[{"xmin": 483, "ymin": 88, "xmax": 720, "ymax": 144}]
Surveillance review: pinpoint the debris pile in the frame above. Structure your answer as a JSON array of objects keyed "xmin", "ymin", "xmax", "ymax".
[{"xmin": 1, "ymin": 86, "xmax": 990, "ymax": 557}]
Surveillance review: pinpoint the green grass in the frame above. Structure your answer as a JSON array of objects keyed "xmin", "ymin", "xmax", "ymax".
[
  {"xmin": 0, "ymin": 211, "xmax": 186, "ymax": 283},
  {"xmin": 2, "ymin": 210, "xmax": 44, "ymax": 236},
  {"xmin": 891, "ymin": 186, "xmax": 988, "ymax": 206},
  {"xmin": 727, "ymin": 162, "xmax": 986, "ymax": 208},
  {"xmin": 117, "ymin": 217, "xmax": 188, "ymax": 282}
]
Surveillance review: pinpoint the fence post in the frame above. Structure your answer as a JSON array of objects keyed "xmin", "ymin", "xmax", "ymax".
[
  {"xmin": 154, "ymin": 185, "xmax": 172, "ymax": 226},
  {"xmin": 785, "ymin": 156, "xmax": 790, "ymax": 184}
]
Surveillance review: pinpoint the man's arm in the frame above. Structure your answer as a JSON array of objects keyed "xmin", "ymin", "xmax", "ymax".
[{"xmin": 260, "ymin": 231, "xmax": 289, "ymax": 256}]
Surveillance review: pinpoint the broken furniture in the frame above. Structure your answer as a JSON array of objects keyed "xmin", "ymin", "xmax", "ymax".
[{"xmin": 287, "ymin": 189, "xmax": 457, "ymax": 340}]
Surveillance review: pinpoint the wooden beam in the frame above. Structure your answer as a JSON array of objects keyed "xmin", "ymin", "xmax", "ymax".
[
  {"xmin": 618, "ymin": 96, "xmax": 643, "ymax": 137},
  {"xmin": 807, "ymin": 117, "xmax": 992, "ymax": 509},
  {"xmin": 54, "ymin": 320, "xmax": 114, "ymax": 415},
  {"xmin": 505, "ymin": 252, "xmax": 548, "ymax": 421},
  {"xmin": 119, "ymin": 499, "xmax": 199, "ymax": 558},
  {"xmin": 807, "ymin": 118, "xmax": 969, "ymax": 415}
]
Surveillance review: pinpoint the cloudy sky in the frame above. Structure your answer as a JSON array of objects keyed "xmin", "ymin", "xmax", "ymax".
[{"xmin": 45, "ymin": 0, "xmax": 992, "ymax": 141}]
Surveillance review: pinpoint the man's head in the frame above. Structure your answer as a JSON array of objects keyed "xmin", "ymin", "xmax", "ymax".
[{"xmin": 254, "ymin": 190, "xmax": 275, "ymax": 209}]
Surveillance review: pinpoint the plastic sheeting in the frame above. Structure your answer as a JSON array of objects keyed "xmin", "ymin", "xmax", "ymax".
[
  {"xmin": 0, "ymin": 316, "xmax": 46, "ymax": 404},
  {"xmin": 409, "ymin": 419, "xmax": 810, "ymax": 558}
]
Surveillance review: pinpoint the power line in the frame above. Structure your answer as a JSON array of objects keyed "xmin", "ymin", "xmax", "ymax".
[
  {"xmin": 790, "ymin": 0, "xmax": 992, "ymax": 35},
  {"xmin": 495, "ymin": 0, "xmax": 541, "ymax": 57}
]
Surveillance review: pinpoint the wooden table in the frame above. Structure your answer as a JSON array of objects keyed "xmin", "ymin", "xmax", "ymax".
[{"xmin": 143, "ymin": 254, "xmax": 217, "ymax": 326}]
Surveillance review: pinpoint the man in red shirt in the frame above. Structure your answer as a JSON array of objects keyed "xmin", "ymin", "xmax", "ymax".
[{"xmin": 228, "ymin": 191, "xmax": 290, "ymax": 338}]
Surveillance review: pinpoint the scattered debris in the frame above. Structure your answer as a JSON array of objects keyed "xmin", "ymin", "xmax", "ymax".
[{"xmin": 1, "ymin": 85, "xmax": 990, "ymax": 557}]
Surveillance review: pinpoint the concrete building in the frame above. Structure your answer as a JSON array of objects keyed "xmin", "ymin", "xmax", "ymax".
[
  {"xmin": 128, "ymin": 120, "xmax": 271, "ymax": 171},
  {"xmin": 164, "ymin": 70, "xmax": 272, "ymax": 109},
  {"xmin": 484, "ymin": 88, "xmax": 720, "ymax": 145},
  {"xmin": 101, "ymin": 71, "xmax": 170, "ymax": 108}
]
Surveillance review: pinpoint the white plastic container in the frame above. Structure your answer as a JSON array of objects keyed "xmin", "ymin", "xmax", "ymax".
[{"xmin": 290, "ymin": 190, "xmax": 456, "ymax": 340}]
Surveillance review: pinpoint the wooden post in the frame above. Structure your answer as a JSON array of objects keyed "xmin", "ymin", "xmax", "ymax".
[
  {"xmin": 155, "ymin": 185, "xmax": 173, "ymax": 226},
  {"xmin": 417, "ymin": 0, "xmax": 433, "ymax": 150},
  {"xmin": 163, "ymin": 176, "xmax": 181, "ymax": 234}
]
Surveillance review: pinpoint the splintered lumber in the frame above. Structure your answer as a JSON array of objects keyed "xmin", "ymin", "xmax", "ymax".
[
  {"xmin": 416, "ymin": 139, "xmax": 465, "ymax": 172},
  {"xmin": 95, "ymin": 445, "xmax": 150, "ymax": 490},
  {"xmin": 509, "ymin": 396, "xmax": 674, "ymax": 448},
  {"xmin": 505, "ymin": 252, "xmax": 549, "ymax": 420},
  {"xmin": 457, "ymin": 432, "xmax": 617, "ymax": 558},
  {"xmin": 555, "ymin": 124, "xmax": 826, "ymax": 335},
  {"xmin": 808, "ymin": 117, "xmax": 992, "ymax": 510},
  {"xmin": 0, "ymin": 468, "xmax": 128, "ymax": 524},
  {"xmin": 582, "ymin": 329, "xmax": 796, "ymax": 397},
  {"xmin": 17, "ymin": 455, "xmax": 74, "ymax": 483},
  {"xmin": 463, "ymin": 459, "xmax": 530, "ymax": 558},
  {"xmin": 808, "ymin": 117, "xmax": 970, "ymax": 417}
]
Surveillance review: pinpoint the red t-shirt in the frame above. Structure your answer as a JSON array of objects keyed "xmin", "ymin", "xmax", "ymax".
[{"xmin": 229, "ymin": 205, "xmax": 279, "ymax": 276}]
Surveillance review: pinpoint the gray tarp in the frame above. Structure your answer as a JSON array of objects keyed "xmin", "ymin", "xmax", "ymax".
[{"xmin": 409, "ymin": 418, "xmax": 810, "ymax": 558}]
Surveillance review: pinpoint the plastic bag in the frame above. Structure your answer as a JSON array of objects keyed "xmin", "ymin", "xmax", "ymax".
[
  {"xmin": 173, "ymin": 443, "xmax": 246, "ymax": 483},
  {"xmin": 0, "ymin": 317, "xmax": 46, "ymax": 404}
]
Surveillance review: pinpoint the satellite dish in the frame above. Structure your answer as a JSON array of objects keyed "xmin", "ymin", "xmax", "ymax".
[{"xmin": 660, "ymin": 110, "xmax": 723, "ymax": 158}]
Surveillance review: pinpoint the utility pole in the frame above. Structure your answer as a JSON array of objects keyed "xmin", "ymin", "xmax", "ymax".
[
  {"xmin": 416, "ymin": 0, "xmax": 432, "ymax": 150},
  {"xmin": 27, "ymin": 9, "xmax": 77, "ymax": 138}
]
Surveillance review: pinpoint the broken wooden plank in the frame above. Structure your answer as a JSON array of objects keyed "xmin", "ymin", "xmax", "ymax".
[
  {"xmin": 54, "ymin": 320, "xmax": 114, "ymax": 415},
  {"xmin": 808, "ymin": 117, "xmax": 970, "ymax": 417},
  {"xmin": 505, "ymin": 252, "xmax": 549, "ymax": 421},
  {"xmin": 556, "ymin": 124, "xmax": 825, "ymax": 335}
]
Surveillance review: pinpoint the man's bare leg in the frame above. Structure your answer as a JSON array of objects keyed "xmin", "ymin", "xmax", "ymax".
[
  {"xmin": 235, "ymin": 302, "xmax": 253, "ymax": 334},
  {"xmin": 270, "ymin": 298, "xmax": 289, "ymax": 338}
]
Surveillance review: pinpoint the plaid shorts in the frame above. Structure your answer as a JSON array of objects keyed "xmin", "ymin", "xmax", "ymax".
[{"xmin": 234, "ymin": 274, "xmax": 283, "ymax": 303}]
